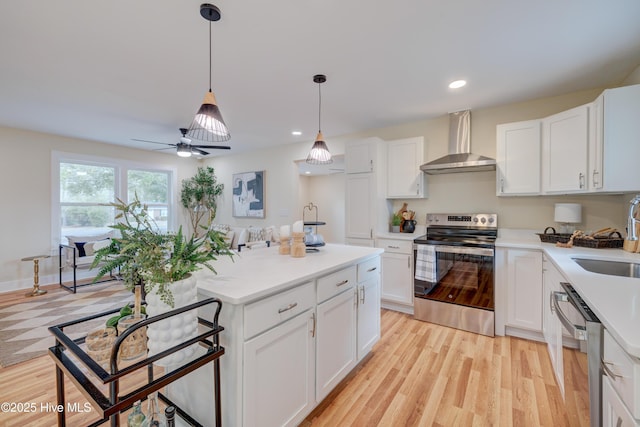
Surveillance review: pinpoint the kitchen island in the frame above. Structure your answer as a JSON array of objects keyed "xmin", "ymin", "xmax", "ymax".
[{"xmin": 167, "ymin": 243, "xmax": 383, "ymax": 427}]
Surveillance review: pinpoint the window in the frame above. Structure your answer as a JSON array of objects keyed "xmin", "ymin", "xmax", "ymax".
[
  {"xmin": 127, "ymin": 169, "xmax": 170, "ymax": 233},
  {"xmin": 52, "ymin": 152, "xmax": 175, "ymax": 246},
  {"xmin": 59, "ymin": 162, "xmax": 116, "ymax": 243}
]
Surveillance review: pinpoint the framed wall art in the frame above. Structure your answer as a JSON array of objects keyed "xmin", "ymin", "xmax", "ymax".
[{"xmin": 232, "ymin": 171, "xmax": 265, "ymax": 218}]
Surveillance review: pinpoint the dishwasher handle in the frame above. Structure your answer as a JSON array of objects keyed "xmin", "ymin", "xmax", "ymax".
[{"xmin": 553, "ymin": 291, "xmax": 587, "ymax": 341}]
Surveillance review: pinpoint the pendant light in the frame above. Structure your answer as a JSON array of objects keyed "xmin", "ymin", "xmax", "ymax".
[
  {"xmin": 306, "ymin": 74, "xmax": 333, "ymax": 165},
  {"xmin": 186, "ymin": 3, "xmax": 231, "ymax": 144}
]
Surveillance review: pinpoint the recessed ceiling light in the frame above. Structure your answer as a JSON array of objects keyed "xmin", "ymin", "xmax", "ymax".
[
  {"xmin": 305, "ymin": 171, "xmax": 311, "ymax": 175},
  {"xmin": 292, "ymin": 131, "xmax": 302, "ymax": 136},
  {"xmin": 449, "ymin": 80, "xmax": 467, "ymax": 89}
]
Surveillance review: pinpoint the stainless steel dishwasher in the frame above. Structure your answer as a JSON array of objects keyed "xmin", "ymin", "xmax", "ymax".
[{"xmin": 553, "ymin": 281, "xmax": 603, "ymax": 427}]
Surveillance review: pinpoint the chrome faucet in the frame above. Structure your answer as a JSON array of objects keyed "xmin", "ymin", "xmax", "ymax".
[{"xmin": 628, "ymin": 194, "xmax": 640, "ymax": 241}]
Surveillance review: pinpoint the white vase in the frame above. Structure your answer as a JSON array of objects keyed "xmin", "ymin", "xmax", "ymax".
[{"xmin": 145, "ymin": 274, "xmax": 198, "ymax": 366}]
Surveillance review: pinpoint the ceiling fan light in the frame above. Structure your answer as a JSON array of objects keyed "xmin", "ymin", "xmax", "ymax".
[
  {"xmin": 177, "ymin": 145, "xmax": 192, "ymax": 157},
  {"xmin": 306, "ymin": 133, "xmax": 333, "ymax": 165}
]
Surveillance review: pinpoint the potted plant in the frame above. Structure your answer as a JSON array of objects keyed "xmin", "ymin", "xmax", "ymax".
[
  {"xmin": 91, "ymin": 196, "xmax": 233, "ymax": 364},
  {"xmin": 181, "ymin": 166, "xmax": 224, "ymax": 238},
  {"xmin": 391, "ymin": 213, "xmax": 402, "ymax": 233},
  {"xmin": 92, "ymin": 196, "xmax": 232, "ymax": 308}
]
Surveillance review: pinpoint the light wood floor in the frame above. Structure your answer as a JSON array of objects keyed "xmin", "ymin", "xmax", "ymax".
[{"xmin": 0, "ymin": 284, "xmax": 588, "ymax": 426}]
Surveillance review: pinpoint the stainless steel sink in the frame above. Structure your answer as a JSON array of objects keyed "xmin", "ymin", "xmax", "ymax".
[{"xmin": 573, "ymin": 258, "xmax": 640, "ymax": 278}]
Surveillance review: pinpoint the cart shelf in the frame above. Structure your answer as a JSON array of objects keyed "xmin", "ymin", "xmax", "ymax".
[{"xmin": 48, "ymin": 297, "xmax": 224, "ymax": 427}]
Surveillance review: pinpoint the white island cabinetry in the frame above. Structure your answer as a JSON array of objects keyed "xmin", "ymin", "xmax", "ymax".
[
  {"xmin": 316, "ymin": 266, "xmax": 357, "ymax": 401},
  {"xmin": 171, "ymin": 244, "xmax": 383, "ymax": 427}
]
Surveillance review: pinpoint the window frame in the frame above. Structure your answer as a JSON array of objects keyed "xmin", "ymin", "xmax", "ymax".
[{"xmin": 51, "ymin": 151, "xmax": 177, "ymax": 249}]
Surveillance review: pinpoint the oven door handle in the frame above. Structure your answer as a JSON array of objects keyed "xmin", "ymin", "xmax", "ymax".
[
  {"xmin": 433, "ymin": 245, "xmax": 494, "ymax": 257},
  {"xmin": 553, "ymin": 291, "xmax": 587, "ymax": 341}
]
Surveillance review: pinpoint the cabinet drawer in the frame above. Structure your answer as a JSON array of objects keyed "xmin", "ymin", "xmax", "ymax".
[
  {"xmin": 377, "ymin": 239, "xmax": 412, "ymax": 254},
  {"xmin": 317, "ymin": 266, "xmax": 356, "ymax": 303},
  {"xmin": 358, "ymin": 257, "xmax": 381, "ymax": 283},
  {"xmin": 244, "ymin": 282, "xmax": 315, "ymax": 340},
  {"xmin": 603, "ymin": 329, "xmax": 640, "ymax": 419}
]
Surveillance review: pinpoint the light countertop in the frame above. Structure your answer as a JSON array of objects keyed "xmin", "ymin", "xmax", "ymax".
[
  {"xmin": 196, "ymin": 244, "xmax": 383, "ymax": 305},
  {"xmin": 497, "ymin": 229, "xmax": 640, "ymax": 358},
  {"xmin": 376, "ymin": 231, "xmax": 423, "ymax": 240}
]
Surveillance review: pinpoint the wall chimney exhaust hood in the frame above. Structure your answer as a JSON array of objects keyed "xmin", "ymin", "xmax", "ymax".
[{"xmin": 420, "ymin": 110, "xmax": 496, "ymax": 174}]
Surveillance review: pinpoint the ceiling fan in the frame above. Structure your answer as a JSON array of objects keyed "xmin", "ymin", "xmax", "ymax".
[{"xmin": 132, "ymin": 128, "xmax": 231, "ymax": 157}]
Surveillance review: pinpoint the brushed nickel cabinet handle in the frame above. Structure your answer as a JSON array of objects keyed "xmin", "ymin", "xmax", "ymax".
[
  {"xmin": 310, "ymin": 312, "xmax": 316, "ymax": 337},
  {"xmin": 360, "ymin": 285, "xmax": 366, "ymax": 304},
  {"xmin": 579, "ymin": 173, "xmax": 585, "ymax": 189},
  {"xmin": 336, "ymin": 279, "xmax": 349, "ymax": 287},
  {"xmin": 601, "ymin": 360, "xmax": 625, "ymax": 380},
  {"xmin": 278, "ymin": 302, "xmax": 298, "ymax": 314},
  {"xmin": 367, "ymin": 267, "xmax": 377, "ymax": 272}
]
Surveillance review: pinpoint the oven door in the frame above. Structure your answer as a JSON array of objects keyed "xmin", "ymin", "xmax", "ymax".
[{"xmin": 414, "ymin": 244, "xmax": 495, "ymax": 311}]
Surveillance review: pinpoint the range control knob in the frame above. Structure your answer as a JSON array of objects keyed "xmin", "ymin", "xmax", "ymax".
[
  {"xmin": 488, "ymin": 217, "xmax": 495, "ymax": 224},
  {"xmin": 480, "ymin": 217, "xmax": 487, "ymax": 224},
  {"xmin": 472, "ymin": 217, "xmax": 479, "ymax": 223}
]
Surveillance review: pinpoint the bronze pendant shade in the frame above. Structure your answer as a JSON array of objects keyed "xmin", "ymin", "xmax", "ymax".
[
  {"xmin": 187, "ymin": 4, "xmax": 231, "ymax": 144},
  {"xmin": 306, "ymin": 74, "xmax": 332, "ymax": 165}
]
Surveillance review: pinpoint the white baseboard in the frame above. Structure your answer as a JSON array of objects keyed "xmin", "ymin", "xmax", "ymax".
[
  {"xmin": 505, "ymin": 326, "xmax": 545, "ymax": 343},
  {"xmin": 0, "ymin": 273, "xmax": 60, "ymax": 294},
  {"xmin": 381, "ymin": 300, "xmax": 414, "ymax": 315}
]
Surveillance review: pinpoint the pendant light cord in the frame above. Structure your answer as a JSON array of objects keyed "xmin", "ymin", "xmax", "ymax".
[
  {"xmin": 208, "ymin": 21, "xmax": 212, "ymax": 92},
  {"xmin": 318, "ymin": 82, "xmax": 322, "ymax": 133}
]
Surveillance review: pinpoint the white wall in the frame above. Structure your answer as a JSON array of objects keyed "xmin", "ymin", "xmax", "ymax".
[{"xmin": 0, "ymin": 127, "xmax": 199, "ymax": 292}]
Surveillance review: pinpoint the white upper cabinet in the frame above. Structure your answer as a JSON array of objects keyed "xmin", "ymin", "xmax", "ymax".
[
  {"xmin": 589, "ymin": 84, "xmax": 640, "ymax": 193},
  {"xmin": 542, "ymin": 104, "xmax": 590, "ymax": 194},
  {"xmin": 496, "ymin": 120, "xmax": 541, "ymax": 195},
  {"xmin": 345, "ymin": 139, "xmax": 375, "ymax": 174},
  {"xmin": 386, "ymin": 137, "xmax": 426, "ymax": 198},
  {"xmin": 496, "ymin": 83, "xmax": 640, "ymax": 196}
]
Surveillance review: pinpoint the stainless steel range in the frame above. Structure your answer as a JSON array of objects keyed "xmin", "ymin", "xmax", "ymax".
[{"xmin": 413, "ymin": 213, "xmax": 497, "ymax": 336}]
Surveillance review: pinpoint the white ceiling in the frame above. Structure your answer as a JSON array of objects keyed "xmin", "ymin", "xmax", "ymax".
[{"xmin": 1, "ymin": 1, "xmax": 640, "ymax": 158}]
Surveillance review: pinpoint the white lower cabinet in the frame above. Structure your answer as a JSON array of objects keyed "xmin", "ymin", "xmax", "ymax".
[
  {"xmin": 501, "ymin": 248, "xmax": 543, "ymax": 334},
  {"xmin": 603, "ymin": 375, "xmax": 639, "ymax": 427},
  {"xmin": 496, "ymin": 248, "xmax": 543, "ymax": 338},
  {"xmin": 316, "ymin": 289, "xmax": 357, "ymax": 401},
  {"xmin": 357, "ymin": 276, "xmax": 380, "ymax": 360},
  {"xmin": 243, "ymin": 309, "xmax": 316, "ymax": 427},
  {"xmin": 603, "ymin": 328, "xmax": 640, "ymax": 423},
  {"xmin": 376, "ymin": 238, "xmax": 413, "ymax": 313},
  {"xmin": 356, "ymin": 257, "xmax": 381, "ymax": 361}
]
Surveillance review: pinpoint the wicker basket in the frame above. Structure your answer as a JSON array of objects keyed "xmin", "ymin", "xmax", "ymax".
[
  {"xmin": 536, "ymin": 227, "xmax": 572, "ymax": 244},
  {"xmin": 574, "ymin": 231, "xmax": 624, "ymax": 249},
  {"xmin": 117, "ymin": 315, "xmax": 148, "ymax": 361},
  {"xmin": 85, "ymin": 327, "xmax": 116, "ymax": 369}
]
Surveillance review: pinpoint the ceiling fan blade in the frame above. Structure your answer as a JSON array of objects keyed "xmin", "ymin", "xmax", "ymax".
[
  {"xmin": 132, "ymin": 138, "xmax": 174, "ymax": 147},
  {"xmin": 152, "ymin": 147, "xmax": 175, "ymax": 152},
  {"xmin": 191, "ymin": 147, "xmax": 210, "ymax": 156},
  {"xmin": 191, "ymin": 144, "xmax": 231, "ymax": 150}
]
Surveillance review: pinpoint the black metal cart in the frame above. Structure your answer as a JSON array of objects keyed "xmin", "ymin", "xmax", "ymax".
[{"xmin": 48, "ymin": 298, "xmax": 224, "ymax": 427}]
